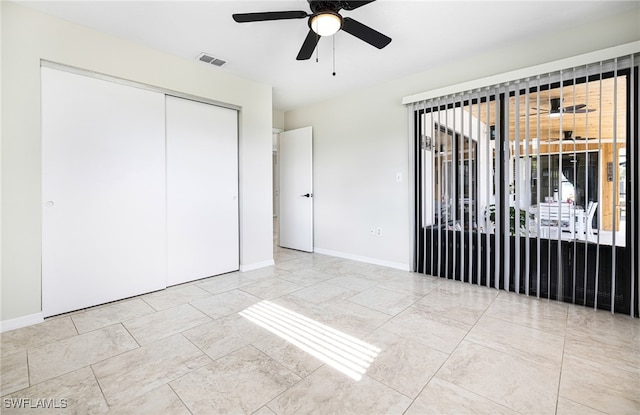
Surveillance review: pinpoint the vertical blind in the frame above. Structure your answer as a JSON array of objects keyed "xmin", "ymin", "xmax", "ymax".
[{"xmin": 409, "ymin": 54, "xmax": 638, "ymax": 316}]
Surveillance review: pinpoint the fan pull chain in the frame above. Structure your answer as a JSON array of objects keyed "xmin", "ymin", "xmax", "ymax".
[
  {"xmin": 315, "ymin": 33, "xmax": 320, "ymax": 63},
  {"xmin": 332, "ymin": 34, "xmax": 336, "ymax": 76}
]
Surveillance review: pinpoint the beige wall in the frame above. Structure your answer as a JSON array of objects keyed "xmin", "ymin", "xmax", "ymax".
[
  {"xmin": 285, "ymin": 9, "xmax": 640, "ymax": 268},
  {"xmin": 1, "ymin": 2, "xmax": 274, "ymax": 322}
]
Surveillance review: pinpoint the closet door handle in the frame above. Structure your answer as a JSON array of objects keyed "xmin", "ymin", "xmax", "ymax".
[{"xmin": 301, "ymin": 193, "xmax": 313, "ymax": 198}]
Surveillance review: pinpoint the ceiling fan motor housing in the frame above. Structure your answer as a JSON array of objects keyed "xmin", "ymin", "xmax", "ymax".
[{"xmin": 308, "ymin": 1, "xmax": 343, "ymax": 13}]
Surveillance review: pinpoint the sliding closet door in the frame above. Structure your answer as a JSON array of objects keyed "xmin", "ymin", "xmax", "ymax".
[
  {"xmin": 166, "ymin": 96, "xmax": 239, "ymax": 285},
  {"xmin": 42, "ymin": 67, "xmax": 166, "ymax": 317}
]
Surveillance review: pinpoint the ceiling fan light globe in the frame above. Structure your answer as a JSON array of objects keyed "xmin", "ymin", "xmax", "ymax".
[{"xmin": 310, "ymin": 12, "xmax": 342, "ymax": 36}]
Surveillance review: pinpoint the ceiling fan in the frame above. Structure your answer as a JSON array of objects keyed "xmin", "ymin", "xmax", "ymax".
[
  {"xmin": 532, "ymin": 98, "xmax": 596, "ymax": 117},
  {"xmin": 232, "ymin": 1, "xmax": 392, "ymax": 61},
  {"xmin": 562, "ymin": 130, "xmax": 586, "ymax": 140},
  {"xmin": 543, "ymin": 130, "xmax": 588, "ymax": 145}
]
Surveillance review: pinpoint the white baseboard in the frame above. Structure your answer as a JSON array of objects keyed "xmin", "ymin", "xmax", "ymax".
[
  {"xmin": 313, "ymin": 248, "xmax": 410, "ymax": 271},
  {"xmin": 1, "ymin": 312, "xmax": 44, "ymax": 333},
  {"xmin": 240, "ymin": 259, "xmax": 275, "ymax": 272}
]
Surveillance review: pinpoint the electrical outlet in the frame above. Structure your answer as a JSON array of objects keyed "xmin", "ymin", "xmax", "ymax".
[{"xmin": 376, "ymin": 227, "xmax": 382, "ymax": 237}]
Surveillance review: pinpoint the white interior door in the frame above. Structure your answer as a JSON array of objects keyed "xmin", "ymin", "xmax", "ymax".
[
  {"xmin": 279, "ymin": 126, "xmax": 313, "ymax": 252},
  {"xmin": 166, "ymin": 96, "xmax": 239, "ymax": 285},
  {"xmin": 42, "ymin": 67, "xmax": 166, "ymax": 317}
]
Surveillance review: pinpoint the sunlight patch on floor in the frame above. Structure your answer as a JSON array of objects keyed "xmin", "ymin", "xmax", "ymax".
[{"xmin": 240, "ymin": 300, "xmax": 381, "ymax": 381}]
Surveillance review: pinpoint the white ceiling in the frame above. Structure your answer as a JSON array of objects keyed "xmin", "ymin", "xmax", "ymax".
[{"xmin": 18, "ymin": 1, "xmax": 639, "ymax": 111}]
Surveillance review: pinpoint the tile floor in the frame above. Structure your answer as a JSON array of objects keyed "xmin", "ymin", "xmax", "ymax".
[{"xmin": 1, "ymin": 245, "xmax": 639, "ymax": 414}]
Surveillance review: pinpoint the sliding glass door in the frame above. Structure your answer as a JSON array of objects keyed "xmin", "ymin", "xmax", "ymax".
[{"xmin": 412, "ymin": 55, "xmax": 638, "ymax": 316}]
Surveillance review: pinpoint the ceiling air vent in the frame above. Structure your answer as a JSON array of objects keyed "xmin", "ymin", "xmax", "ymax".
[{"xmin": 196, "ymin": 52, "xmax": 227, "ymax": 67}]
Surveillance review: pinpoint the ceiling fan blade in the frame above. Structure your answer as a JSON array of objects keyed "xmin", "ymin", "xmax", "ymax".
[
  {"xmin": 342, "ymin": 17, "xmax": 391, "ymax": 49},
  {"xmin": 296, "ymin": 30, "xmax": 320, "ymax": 60},
  {"xmin": 531, "ymin": 107, "xmax": 549, "ymax": 113},
  {"xmin": 341, "ymin": 1, "xmax": 376, "ymax": 10},
  {"xmin": 572, "ymin": 108, "xmax": 597, "ymax": 113},
  {"xmin": 232, "ymin": 11, "xmax": 307, "ymax": 23},
  {"xmin": 562, "ymin": 103, "xmax": 587, "ymax": 112}
]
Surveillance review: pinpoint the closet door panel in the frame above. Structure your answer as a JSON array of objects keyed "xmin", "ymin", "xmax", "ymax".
[
  {"xmin": 166, "ymin": 96, "xmax": 239, "ymax": 285},
  {"xmin": 42, "ymin": 67, "xmax": 166, "ymax": 317}
]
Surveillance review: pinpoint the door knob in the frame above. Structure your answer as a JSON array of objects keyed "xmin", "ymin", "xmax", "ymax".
[{"xmin": 301, "ymin": 193, "xmax": 313, "ymax": 198}]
